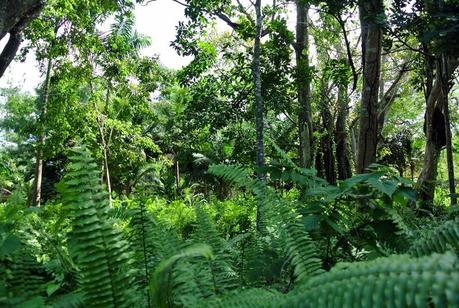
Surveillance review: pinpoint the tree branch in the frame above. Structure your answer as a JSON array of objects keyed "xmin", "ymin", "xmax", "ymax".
[
  {"xmin": 334, "ymin": 13, "xmax": 358, "ymax": 93},
  {"xmin": 0, "ymin": 0, "xmax": 45, "ymax": 78},
  {"xmin": 0, "ymin": 32, "xmax": 22, "ymax": 77}
]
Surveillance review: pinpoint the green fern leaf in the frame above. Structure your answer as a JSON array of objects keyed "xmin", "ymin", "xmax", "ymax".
[
  {"xmin": 149, "ymin": 243, "xmax": 213, "ymax": 308},
  {"xmin": 409, "ymin": 219, "xmax": 459, "ymax": 257},
  {"xmin": 61, "ymin": 146, "xmax": 135, "ymax": 307},
  {"xmin": 281, "ymin": 252, "xmax": 459, "ymax": 307},
  {"xmin": 201, "ymin": 288, "xmax": 280, "ymax": 308}
]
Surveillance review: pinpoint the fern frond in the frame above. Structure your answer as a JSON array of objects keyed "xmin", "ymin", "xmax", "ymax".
[
  {"xmin": 191, "ymin": 207, "xmax": 239, "ymax": 294},
  {"xmin": 127, "ymin": 202, "xmax": 156, "ymax": 305},
  {"xmin": 49, "ymin": 292, "xmax": 84, "ymax": 308},
  {"xmin": 284, "ymin": 220, "xmax": 324, "ymax": 283},
  {"xmin": 208, "ymin": 164, "xmax": 273, "ymax": 233},
  {"xmin": 201, "ymin": 288, "xmax": 281, "ymax": 308},
  {"xmin": 281, "ymin": 252, "xmax": 459, "ymax": 307},
  {"xmin": 149, "ymin": 243, "xmax": 213, "ymax": 308},
  {"xmin": 208, "ymin": 164, "xmax": 253, "ymax": 190},
  {"xmin": 409, "ymin": 219, "xmax": 459, "ymax": 257},
  {"xmin": 273, "ymin": 200, "xmax": 324, "ymax": 284},
  {"xmin": 240, "ymin": 234, "xmax": 267, "ymax": 287},
  {"xmin": 7, "ymin": 247, "xmax": 45, "ymax": 299},
  {"xmin": 62, "ymin": 146, "xmax": 135, "ymax": 307}
]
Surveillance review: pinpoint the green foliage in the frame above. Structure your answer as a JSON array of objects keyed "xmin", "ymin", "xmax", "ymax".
[
  {"xmin": 6, "ymin": 246, "xmax": 45, "ymax": 302},
  {"xmin": 149, "ymin": 243, "xmax": 213, "ymax": 308},
  {"xmin": 60, "ymin": 146, "xmax": 135, "ymax": 307},
  {"xmin": 201, "ymin": 288, "xmax": 280, "ymax": 308},
  {"xmin": 283, "ymin": 211, "xmax": 324, "ymax": 283},
  {"xmin": 1, "ymin": 0, "xmax": 458, "ymax": 306},
  {"xmin": 409, "ymin": 219, "xmax": 459, "ymax": 257},
  {"xmin": 192, "ymin": 207, "xmax": 239, "ymax": 292},
  {"xmin": 208, "ymin": 164, "xmax": 272, "ymax": 233},
  {"xmin": 281, "ymin": 252, "xmax": 459, "ymax": 307}
]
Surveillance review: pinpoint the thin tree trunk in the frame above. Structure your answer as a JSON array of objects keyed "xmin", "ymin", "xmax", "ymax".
[
  {"xmin": 377, "ymin": 61, "xmax": 409, "ymax": 137},
  {"xmin": 94, "ymin": 87, "xmax": 112, "ymax": 207},
  {"xmin": 32, "ymin": 58, "xmax": 52, "ymax": 207},
  {"xmin": 356, "ymin": 0, "xmax": 383, "ymax": 173},
  {"xmin": 102, "ymin": 137, "xmax": 112, "ymax": 205},
  {"xmin": 440, "ymin": 53, "xmax": 457, "ymax": 205},
  {"xmin": 96, "ymin": 119, "xmax": 112, "ymax": 206},
  {"xmin": 350, "ymin": 125, "xmax": 358, "ymax": 164},
  {"xmin": 175, "ymin": 159, "xmax": 181, "ymax": 196},
  {"xmin": 295, "ymin": 0, "xmax": 313, "ymax": 168},
  {"xmin": 335, "ymin": 83, "xmax": 352, "ymax": 180},
  {"xmin": 253, "ymin": 0, "xmax": 264, "ymax": 232},
  {"xmin": 318, "ymin": 81, "xmax": 336, "ymax": 184}
]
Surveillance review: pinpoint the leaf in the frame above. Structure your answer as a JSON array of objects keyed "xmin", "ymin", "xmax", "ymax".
[
  {"xmin": 323, "ymin": 217, "xmax": 345, "ymax": 235},
  {"xmin": 303, "ymin": 215, "xmax": 322, "ymax": 231},
  {"xmin": 0, "ymin": 234, "xmax": 20, "ymax": 258},
  {"xmin": 46, "ymin": 283, "xmax": 60, "ymax": 296},
  {"xmin": 149, "ymin": 244, "xmax": 213, "ymax": 308},
  {"xmin": 16, "ymin": 297, "xmax": 45, "ymax": 308},
  {"xmin": 367, "ymin": 177, "xmax": 398, "ymax": 197}
]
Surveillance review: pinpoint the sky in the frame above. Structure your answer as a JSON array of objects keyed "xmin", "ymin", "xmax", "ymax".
[{"xmin": 0, "ymin": 1, "xmax": 192, "ymax": 94}]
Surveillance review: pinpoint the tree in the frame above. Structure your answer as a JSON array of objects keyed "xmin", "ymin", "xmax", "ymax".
[
  {"xmin": 0, "ymin": 0, "xmax": 45, "ymax": 77},
  {"xmin": 356, "ymin": 0, "xmax": 384, "ymax": 173},
  {"xmin": 389, "ymin": 0, "xmax": 459, "ymax": 204},
  {"xmin": 295, "ymin": 0, "xmax": 313, "ymax": 168}
]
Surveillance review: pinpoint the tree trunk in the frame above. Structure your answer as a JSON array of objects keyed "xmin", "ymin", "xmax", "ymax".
[
  {"xmin": 175, "ymin": 159, "xmax": 181, "ymax": 196},
  {"xmin": 32, "ymin": 58, "xmax": 52, "ymax": 207},
  {"xmin": 318, "ymin": 81, "xmax": 336, "ymax": 184},
  {"xmin": 253, "ymin": 0, "xmax": 264, "ymax": 232},
  {"xmin": 295, "ymin": 0, "xmax": 313, "ymax": 168},
  {"xmin": 356, "ymin": 0, "xmax": 383, "ymax": 173},
  {"xmin": 94, "ymin": 87, "xmax": 113, "ymax": 207},
  {"xmin": 102, "ymin": 137, "xmax": 112, "ymax": 205},
  {"xmin": 440, "ymin": 54, "xmax": 457, "ymax": 205},
  {"xmin": 417, "ymin": 57, "xmax": 458, "ymax": 204},
  {"xmin": 350, "ymin": 125, "xmax": 358, "ymax": 164},
  {"xmin": 0, "ymin": 0, "xmax": 44, "ymax": 78},
  {"xmin": 377, "ymin": 61, "xmax": 409, "ymax": 138},
  {"xmin": 335, "ymin": 83, "xmax": 352, "ymax": 180}
]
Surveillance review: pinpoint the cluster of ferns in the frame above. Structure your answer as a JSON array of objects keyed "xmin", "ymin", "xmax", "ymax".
[{"xmin": 1, "ymin": 146, "xmax": 459, "ymax": 307}]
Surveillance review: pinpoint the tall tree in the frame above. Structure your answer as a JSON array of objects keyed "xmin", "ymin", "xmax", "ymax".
[
  {"xmin": 417, "ymin": 56, "xmax": 458, "ymax": 203},
  {"xmin": 440, "ymin": 53, "xmax": 457, "ymax": 206},
  {"xmin": 391, "ymin": 0, "xmax": 459, "ymax": 204},
  {"xmin": 356, "ymin": 0, "xmax": 384, "ymax": 173},
  {"xmin": 32, "ymin": 57, "xmax": 52, "ymax": 207},
  {"xmin": 295, "ymin": 0, "xmax": 313, "ymax": 168},
  {"xmin": 253, "ymin": 0, "xmax": 265, "ymax": 180},
  {"xmin": 253, "ymin": 0, "xmax": 265, "ymax": 232}
]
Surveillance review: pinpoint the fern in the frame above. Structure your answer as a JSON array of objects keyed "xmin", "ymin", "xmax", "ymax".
[
  {"xmin": 208, "ymin": 164, "xmax": 266, "ymax": 198},
  {"xmin": 128, "ymin": 202, "xmax": 156, "ymax": 306},
  {"xmin": 283, "ymin": 218, "xmax": 324, "ymax": 283},
  {"xmin": 128, "ymin": 202, "xmax": 187, "ymax": 306},
  {"xmin": 61, "ymin": 146, "xmax": 135, "ymax": 307},
  {"xmin": 49, "ymin": 292, "xmax": 84, "ymax": 308},
  {"xmin": 6, "ymin": 246, "xmax": 45, "ymax": 301},
  {"xmin": 200, "ymin": 288, "xmax": 281, "ymax": 308},
  {"xmin": 191, "ymin": 207, "xmax": 239, "ymax": 294},
  {"xmin": 409, "ymin": 219, "xmax": 459, "ymax": 257},
  {"xmin": 149, "ymin": 243, "xmax": 213, "ymax": 308},
  {"xmin": 209, "ymin": 164, "xmax": 324, "ymax": 287},
  {"xmin": 208, "ymin": 164, "xmax": 274, "ymax": 234},
  {"xmin": 280, "ymin": 252, "xmax": 459, "ymax": 307}
]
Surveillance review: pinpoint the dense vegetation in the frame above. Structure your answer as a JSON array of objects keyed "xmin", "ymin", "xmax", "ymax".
[{"xmin": 0, "ymin": 0, "xmax": 458, "ymax": 307}]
